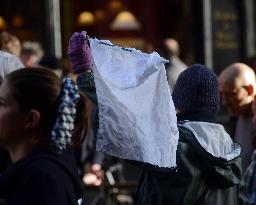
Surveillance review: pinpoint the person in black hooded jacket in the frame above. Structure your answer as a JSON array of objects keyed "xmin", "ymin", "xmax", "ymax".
[
  {"xmin": 0, "ymin": 68, "xmax": 91, "ymax": 205},
  {"xmin": 134, "ymin": 64, "xmax": 243, "ymax": 205}
]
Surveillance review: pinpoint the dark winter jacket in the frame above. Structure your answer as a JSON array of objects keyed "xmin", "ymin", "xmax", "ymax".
[
  {"xmin": 0, "ymin": 147, "xmax": 10, "ymax": 173},
  {"xmin": 0, "ymin": 147, "xmax": 85, "ymax": 205},
  {"xmin": 76, "ymin": 71, "xmax": 243, "ymax": 204},
  {"xmin": 135, "ymin": 111, "xmax": 243, "ymax": 205},
  {"xmin": 76, "ymin": 71, "xmax": 105, "ymax": 168}
]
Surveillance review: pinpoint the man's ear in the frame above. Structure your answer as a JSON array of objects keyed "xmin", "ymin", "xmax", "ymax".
[
  {"xmin": 25, "ymin": 109, "xmax": 40, "ymax": 129},
  {"xmin": 247, "ymin": 84, "xmax": 254, "ymax": 96}
]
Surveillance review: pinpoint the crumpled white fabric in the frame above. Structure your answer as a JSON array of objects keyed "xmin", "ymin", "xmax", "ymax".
[{"xmin": 89, "ymin": 38, "xmax": 179, "ymax": 167}]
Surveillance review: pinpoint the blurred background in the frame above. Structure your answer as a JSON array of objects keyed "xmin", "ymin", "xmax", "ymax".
[
  {"xmin": 1, "ymin": 0, "xmax": 255, "ymax": 74},
  {"xmin": 1, "ymin": 1, "xmax": 255, "ymax": 204}
]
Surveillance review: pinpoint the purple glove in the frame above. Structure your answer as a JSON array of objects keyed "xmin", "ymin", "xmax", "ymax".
[{"xmin": 67, "ymin": 31, "xmax": 94, "ymax": 73}]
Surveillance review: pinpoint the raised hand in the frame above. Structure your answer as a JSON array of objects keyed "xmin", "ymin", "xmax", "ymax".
[{"xmin": 67, "ymin": 31, "xmax": 94, "ymax": 73}]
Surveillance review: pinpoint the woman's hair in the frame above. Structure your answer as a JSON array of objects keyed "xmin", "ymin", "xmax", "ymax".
[
  {"xmin": 0, "ymin": 31, "xmax": 21, "ymax": 56},
  {"xmin": 6, "ymin": 68, "xmax": 92, "ymax": 148}
]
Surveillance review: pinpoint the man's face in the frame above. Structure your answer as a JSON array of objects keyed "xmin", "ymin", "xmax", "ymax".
[{"xmin": 219, "ymin": 79, "xmax": 252, "ymax": 116}]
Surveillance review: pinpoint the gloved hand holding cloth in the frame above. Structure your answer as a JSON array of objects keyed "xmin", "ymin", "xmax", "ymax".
[
  {"xmin": 67, "ymin": 31, "xmax": 94, "ymax": 73},
  {"xmin": 68, "ymin": 31, "xmax": 179, "ymax": 168}
]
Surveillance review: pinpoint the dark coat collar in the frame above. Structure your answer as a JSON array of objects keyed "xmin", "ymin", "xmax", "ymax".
[{"xmin": 177, "ymin": 111, "xmax": 216, "ymax": 123}]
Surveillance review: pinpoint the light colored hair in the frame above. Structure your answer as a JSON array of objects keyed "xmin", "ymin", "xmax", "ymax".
[{"xmin": 0, "ymin": 31, "xmax": 21, "ymax": 56}]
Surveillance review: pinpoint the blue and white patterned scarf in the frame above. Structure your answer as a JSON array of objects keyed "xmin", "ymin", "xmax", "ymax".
[{"xmin": 51, "ymin": 77, "xmax": 80, "ymax": 152}]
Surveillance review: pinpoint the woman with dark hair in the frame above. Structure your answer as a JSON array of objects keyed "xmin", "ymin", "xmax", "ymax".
[{"xmin": 0, "ymin": 68, "xmax": 93, "ymax": 205}]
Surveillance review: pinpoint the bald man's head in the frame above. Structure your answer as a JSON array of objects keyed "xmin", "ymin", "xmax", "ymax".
[
  {"xmin": 219, "ymin": 63, "xmax": 256, "ymax": 116},
  {"xmin": 219, "ymin": 63, "xmax": 256, "ymax": 87},
  {"xmin": 164, "ymin": 38, "xmax": 179, "ymax": 57}
]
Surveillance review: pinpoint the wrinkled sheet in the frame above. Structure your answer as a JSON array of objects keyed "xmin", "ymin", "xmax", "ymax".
[{"xmin": 90, "ymin": 38, "xmax": 179, "ymax": 167}]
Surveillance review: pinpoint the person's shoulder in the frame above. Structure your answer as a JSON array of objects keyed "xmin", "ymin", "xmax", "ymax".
[
  {"xmin": 22, "ymin": 155, "xmax": 69, "ymax": 179},
  {"xmin": 0, "ymin": 50, "xmax": 12, "ymax": 58},
  {"xmin": 0, "ymin": 50, "xmax": 19, "ymax": 61},
  {"xmin": 171, "ymin": 57, "xmax": 187, "ymax": 69},
  {"xmin": 16, "ymin": 155, "xmax": 77, "ymax": 194},
  {"xmin": 178, "ymin": 124, "xmax": 194, "ymax": 142},
  {"xmin": 0, "ymin": 50, "xmax": 23, "ymax": 75},
  {"xmin": 177, "ymin": 124, "xmax": 201, "ymax": 158}
]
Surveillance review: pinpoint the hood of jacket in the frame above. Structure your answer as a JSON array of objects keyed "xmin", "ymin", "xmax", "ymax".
[
  {"xmin": 182, "ymin": 121, "xmax": 241, "ymax": 161},
  {"xmin": 177, "ymin": 111, "xmax": 242, "ymax": 187},
  {"xmin": 179, "ymin": 121, "xmax": 242, "ymax": 187}
]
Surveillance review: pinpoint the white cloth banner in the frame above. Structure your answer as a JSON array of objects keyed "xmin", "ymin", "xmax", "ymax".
[{"xmin": 89, "ymin": 38, "xmax": 179, "ymax": 167}]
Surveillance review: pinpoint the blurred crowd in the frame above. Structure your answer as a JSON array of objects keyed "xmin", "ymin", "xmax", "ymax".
[{"xmin": 1, "ymin": 30, "xmax": 256, "ymax": 205}]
